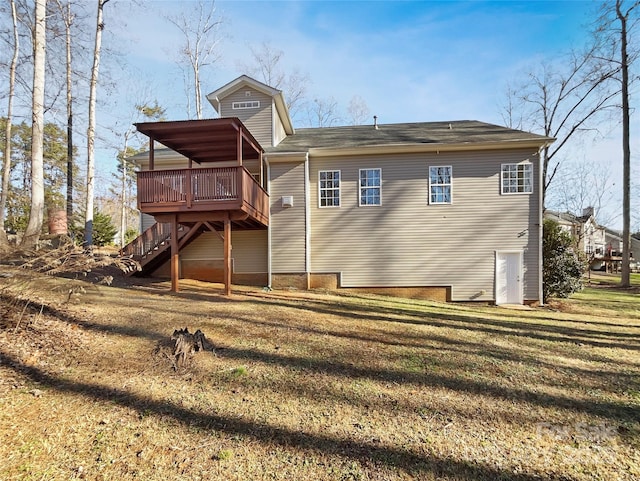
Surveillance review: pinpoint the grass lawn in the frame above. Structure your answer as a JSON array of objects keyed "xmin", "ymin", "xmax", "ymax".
[{"xmin": 0, "ymin": 269, "xmax": 638, "ymax": 480}]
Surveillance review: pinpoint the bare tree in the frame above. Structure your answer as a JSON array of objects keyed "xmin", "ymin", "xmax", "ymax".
[
  {"xmin": 616, "ymin": 0, "xmax": 635, "ymax": 287},
  {"xmin": 594, "ymin": 0, "xmax": 640, "ymax": 286},
  {"xmin": 546, "ymin": 159, "xmax": 617, "ymax": 227},
  {"xmin": 245, "ymin": 42, "xmax": 284, "ymax": 87},
  {"xmin": 53, "ymin": 0, "xmax": 75, "ymax": 231},
  {"xmin": 0, "ymin": 0, "xmax": 20, "ymax": 247},
  {"xmin": 167, "ymin": 0, "xmax": 223, "ymax": 119},
  {"xmin": 115, "ymin": 100, "xmax": 165, "ymax": 248},
  {"xmin": 347, "ymin": 95, "xmax": 370, "ymax": 126},
  {"xmin": 240, "ymin": 41, "xmax": 310, "ymax": 119},
  {"xmin": 84, "ymin": 0, "xmax": 110, "ymax": 247},
  {"xmin": 21, "ymin": 0, "xmax": 47, "ymax": 249},
  {"xmin": 503, "ymin": 49, "xmax": 618, "ymax": 207},
  {"xmin": 115, "ymin": 128, "xmax": 135, "ymax": 248},
  {"xmin": 306, "ymin": 97, "xmax": 341, "ymax": 128},
  {"xmin": 500, "ymin": 83, "xmax": 525, "ymax": 130}
]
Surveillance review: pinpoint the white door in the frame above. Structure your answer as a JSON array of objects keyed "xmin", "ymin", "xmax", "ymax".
[{"xmin": 495, "ymin": 251, "xmax": 523, "ymax": 305}]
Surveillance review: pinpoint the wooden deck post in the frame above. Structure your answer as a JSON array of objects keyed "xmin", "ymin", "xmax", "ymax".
[
  {"xmin": 149, "ymin": 138, "xmax": 155, "ymax": 171},
  {"xmin": 171, "ymin": 214, "xmax": 179, "ymax": 292},
  {"xmin": 237, "ymin": 125, "xmax": 243, "ymax": 165},
  {"xmin": 224, "ymin": 218, "xmax": 232, "ymax": 296}
]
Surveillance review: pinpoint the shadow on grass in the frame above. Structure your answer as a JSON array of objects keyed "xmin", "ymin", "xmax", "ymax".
[
  {"xmin": 0, "ymin": 348, "xmax": 574, "ymax": 481},
  {"xmin": 212, "ymin": 343, "xmax": 639, "ymax": 424},
  {"xmin": 4, "ymin": 290, "xmax": 638, "ymax": 425},
  {"xmin": 226, "ymin": 314, "xmax": 640, "ymax": 394},
  {"xmin": 226, "ymin": 292, "xmax": 640, "ymax": 353},
  {"xmin": 134, "ymin": 283, "xmax": 640, "ymax": 342}
]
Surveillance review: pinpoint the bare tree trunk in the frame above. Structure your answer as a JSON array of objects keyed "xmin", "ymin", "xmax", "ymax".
[
  {"xmin": 119, "ymin": 129, "xmax": 132, "ymax": 249},
  {"xmin": 84, "ymin": 0, "xmax": 110, "ymax": 247},
  {"xmin": 21, "ymin": 0, "xmax": 47, "ymax": 249},
  {"xmin": 194, "ymin": 61, "xmax": 202, "ymax": 119},
  {"xmin": 616, "ymin": 0, "xmax": 632, "ymax": 287},
  {"xmin": 0, "ymin": 0, "xmax": 20, "ymax": 247},
  {"xmin": 57, "ymin": 0, "xmax": 75, "ymax": 233}
]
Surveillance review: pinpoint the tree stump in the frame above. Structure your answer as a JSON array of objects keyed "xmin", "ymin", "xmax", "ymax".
[{"xmin": 171, "ymin": 328, "xmax": 214, "ymax": 368}]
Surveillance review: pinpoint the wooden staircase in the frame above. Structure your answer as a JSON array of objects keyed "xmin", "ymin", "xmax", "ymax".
[{"xmin": 121, "ymin": 222, "xmax": 192, "ymax": 274}]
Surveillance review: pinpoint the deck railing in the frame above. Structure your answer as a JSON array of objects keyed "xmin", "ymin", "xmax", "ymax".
[
  {"xmin": 137, "ymin": 167, "xmax": 242, "ymax": 207},
  {"xmin": 240, "ymin": 168, "xmax": 269, "ymax": 224},
  {"xmin": 137, "ymin": 166, "xmax": 269, "ymax": 226}
]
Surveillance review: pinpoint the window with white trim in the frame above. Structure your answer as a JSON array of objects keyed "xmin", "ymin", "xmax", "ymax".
[
  {"xmin": 359, "ymin": 168, "xmax": 381, "ymax": 206},
  {"xmin": 319, "ymin": 170, "xmax": 340, "ymax": 207},
  {"xmin": 501, "ymin": 163, "xmax": 533, "ymax": 194},
  {"xmin": 429, "ymin": 166, "xmax": 452, "ymax": 204},
  {"xmin": 232, "ymin": 100, "xmax": 260, "ymax": 109}
]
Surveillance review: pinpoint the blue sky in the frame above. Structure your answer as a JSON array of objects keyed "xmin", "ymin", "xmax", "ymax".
[
  {"xmin": 106, "ymin": 0, "xmax": 597, "ymax": 125},
  {"xmin": 94, "ymin": 0, "xmax": 632, "ymax": 227}
]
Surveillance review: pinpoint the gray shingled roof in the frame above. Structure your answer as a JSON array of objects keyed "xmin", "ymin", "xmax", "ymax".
[{"xmin": 267, "ymin": 120, "xmax": 551, "ymax": 152}]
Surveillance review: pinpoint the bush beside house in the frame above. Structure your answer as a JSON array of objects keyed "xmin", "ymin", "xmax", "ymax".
[{"xmin": 543, "ymin": 219, "xmax": 587, "ymax": 302}]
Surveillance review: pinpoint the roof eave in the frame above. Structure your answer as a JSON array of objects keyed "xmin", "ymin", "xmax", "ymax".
[
  {"xmin": 206, "ymin": 75, "xmax": 281, "ymax": 113},
  {"xmin": 305, "ymin": 138, "xmax": 554, "ymax": 158},
  {"xmin": 274, "ymin": 95, "xmax": 295, "ymax": 135},
  {"xmin": 264, "ymin": 151, "xmax": 308, "ymax": 163}
]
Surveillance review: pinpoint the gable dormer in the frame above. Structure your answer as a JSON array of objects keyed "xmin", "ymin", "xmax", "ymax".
[{"xmin": 206, "ymin": 75, "xmax": 294, "ymax": 148}]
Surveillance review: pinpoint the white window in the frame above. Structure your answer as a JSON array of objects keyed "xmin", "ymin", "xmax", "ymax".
[
  {"xmin": 359, "ymin": 168, "xmax": 381, "ymax": 206},
  {"xmin": 429, "ymin": 166, "xmax": 452, "ymax": 204},
  {"xmin": 319, "ymin": 170, "xmax": 340, "ymax": 207},
  {"xmin": 501, "ymin": 163, "xmax": 532, "ymax": 194},
  {"xmin": 232, "ymin": 100, "xmax": 260, "ymax": 109}
]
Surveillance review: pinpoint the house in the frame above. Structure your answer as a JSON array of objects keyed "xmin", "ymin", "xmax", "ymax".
[
  {"xmin": 126, "ymin": 75, "xmax": 553, "ymax": 304},
  {"xmin": 602, "ymin": 227, "xmax": 639, "ymax": 273},
  {"xmin": 544, "ymin": 208, "xmax": 607, "ymax": 259},
  {"xmin": 544, "ymin": 208, "xmax": 636, "ymax": 272},
  {"xmin": 633, "ymin": 234, "xmax": 640, "ymax": 272}
]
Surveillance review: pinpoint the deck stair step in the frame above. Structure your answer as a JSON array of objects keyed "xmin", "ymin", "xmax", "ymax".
[{"xmin": 121, "ymin": 222, "xmax": 193, "ymax": 275}]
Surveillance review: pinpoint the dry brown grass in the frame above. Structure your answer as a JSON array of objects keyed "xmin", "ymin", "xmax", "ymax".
[{"xmin": 0, "ymin": 268, "xmax": 638, "ymax": 480}]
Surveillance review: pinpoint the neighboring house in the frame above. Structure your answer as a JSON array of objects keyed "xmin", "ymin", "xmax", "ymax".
[
  {"xmin": 545, "ymin": 208, "xmax": 607, "ymax": 259},
  {"xmin": 126, "ymin": 75, "xmax": 553, "ymax": 304},
  {"xmin": 605, "ymin": 228, "xmax": 623, "ymax": 257},
  {"xmin": 603, "ymin": 228, "xmax": 639, "ymax": 272},
  {"xmin": 544, "ymin": 208, "xmax": 636, "ymax": 272},
  {"xmin": 632, "ymin": 234, "xmax": 640, "ymax": 271}
]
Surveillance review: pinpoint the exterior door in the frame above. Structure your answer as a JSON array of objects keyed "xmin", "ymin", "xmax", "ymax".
[{"xmin": 495, "ymin": 251, "xmax": 523, "ymax": 305}]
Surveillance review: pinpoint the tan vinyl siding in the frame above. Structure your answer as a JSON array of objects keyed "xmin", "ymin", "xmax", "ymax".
[
  {"xmin": 242, "ymin": 158, "xmax": 261, "ymax": 175},
  {"xmin": 273, "ymin": 108, "xmax": 287, "ymax": 146},
  {"xmin": 270, "ymin": 161, "xmax": 307, "ymax": 273},
  {"xmin": 179, "ymin": 230, "xmax": 267, "ymax": 273},
  {"xmin": 219, "ymin": 88, "xmax": 273, "ymax": 147},
  {"xmin": 136, "ymin": 153, "xmax": 189, "ymax": 171},
  {"xmin": 141, "ymin": 213, "xmax": 155, "ymax": 232},
  {"xmin": 137, "ymin": 155, "xmax": 242, "ymax": 172},
  {"xmin": 309, "ymin": 149, "xmax": 540, "ymax": 301}
]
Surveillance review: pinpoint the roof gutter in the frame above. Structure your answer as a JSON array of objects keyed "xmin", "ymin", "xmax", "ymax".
[
  {"xmin": 305, "ymin": 139, "xmax": 555, "ymax": 158},
  {"xmin": 263, "ymin": 151, "xmax": 309, "ymax": 163}
]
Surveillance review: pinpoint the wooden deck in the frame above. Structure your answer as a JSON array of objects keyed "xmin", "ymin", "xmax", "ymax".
[{"xmin": 137, "ymin": 166, "xmax": 269, "ymax": 228}]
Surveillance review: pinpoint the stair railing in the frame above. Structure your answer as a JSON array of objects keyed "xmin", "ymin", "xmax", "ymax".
[{"xmin": 121, "ymin": 222, "xmax": 174, "ymax": 259}]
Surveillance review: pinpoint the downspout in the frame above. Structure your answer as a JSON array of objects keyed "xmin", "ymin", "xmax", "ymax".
[
  {"xmin": 538, "ymin": 145, "xmax": 545, "ymax": 305},
  {"xmin": 304, "ymin": 152, "xmax": 311, "ymax": 289},
  {"xmin": 266, "ymin": 156, "xmax": 272, "ymax": 289}
]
